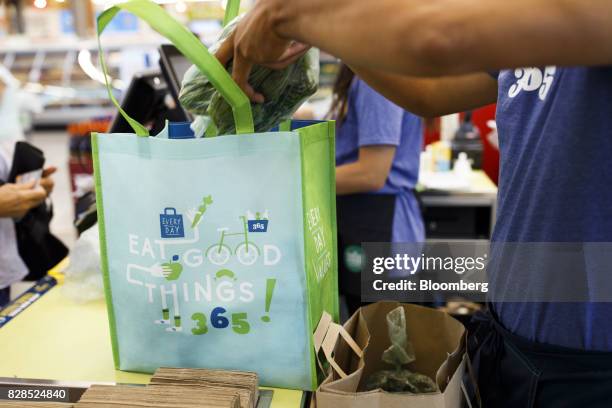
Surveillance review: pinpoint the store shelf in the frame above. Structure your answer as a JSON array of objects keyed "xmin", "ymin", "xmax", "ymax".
[
  {"xmin": 0, "ymin": 36, "xmax": 162, "ymax": 127},
  {"xmin": 34, "ymin": 107, "xmax": 116, "ymax": 126}
]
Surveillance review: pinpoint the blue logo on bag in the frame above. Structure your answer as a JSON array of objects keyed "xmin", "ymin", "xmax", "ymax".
[
  {"xmin": 160, "ymin": 208, "xmax": 185, "ymax": 238},
  {"xmin": 248, "ymin": 220, "xmax": 268, "ymax": 232}
]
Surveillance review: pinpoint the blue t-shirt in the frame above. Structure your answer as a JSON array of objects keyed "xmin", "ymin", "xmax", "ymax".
[
  {"xmin": 491, "ymin": 66, "xmax": 612, "ymax": 350},
  {"xmin": 336, "ymin": 78, "xmax": 424, "ymax": 242}
]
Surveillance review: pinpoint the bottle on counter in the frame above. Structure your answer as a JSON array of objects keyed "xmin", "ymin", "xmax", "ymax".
[
  {"xmin": 432, "ymin": 140, "xmax": 452, "ymax": 172},
  {"xmin": 453, "ymin": 151, "xmax": 473, "ymax": 179},
  {"xmin": 420, "ymin": 145, "xmax": 435, "ymax": 174}
]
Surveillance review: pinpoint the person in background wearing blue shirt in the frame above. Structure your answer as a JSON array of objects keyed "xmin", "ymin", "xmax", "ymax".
[
  {"xmin": 217, "ymin": 1, "xmax": 612, "ymax": 406},
  {"xmin": 330, "ymin": 65, "xmax": 423, "ymax": 315}
]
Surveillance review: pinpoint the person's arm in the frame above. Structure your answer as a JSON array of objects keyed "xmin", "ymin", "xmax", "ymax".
[
  {"xmin": 352, "ymin": 68, "xmax": 498, "ymax": 117},
  {"xmin": 336, "ymin": 146, "xmax": 396, "ymax": 195},
  {"xmin": 336, "ymin": 79, "xmax": 405, "ymax": 195},
  {"xmin": 217, "ymin": 0, "xmax": 612, "ymax": 100},
  {"xmin": 0, "ymin": 182, "xmax": 47, "ymax": 218}
]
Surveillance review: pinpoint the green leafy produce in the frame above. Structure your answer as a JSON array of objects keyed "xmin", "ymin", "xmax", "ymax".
[
  {"xmin": 364, "ymin": 307, "xmax": 439, "ymax": 394},
  {"xmin": 179, "ymin": 17, "xmax": 319, "ymax": 137}
]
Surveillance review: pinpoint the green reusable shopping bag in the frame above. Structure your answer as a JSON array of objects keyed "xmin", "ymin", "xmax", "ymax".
[{"xmin": 93, "ymin": 0, "xmax": 338, "ymax": 390}]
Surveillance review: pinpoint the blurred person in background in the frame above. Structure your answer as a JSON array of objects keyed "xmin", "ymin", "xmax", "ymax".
[
  {"xmin": 331, "ymin": 64, "xmax": 423, "ymax": 314},
  {"xmin": 0, "ymin": 81, "xmax": 56, "ymax": 308}
]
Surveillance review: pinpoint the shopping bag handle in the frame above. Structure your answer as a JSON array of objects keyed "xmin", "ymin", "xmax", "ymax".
[
  {"xmin": 313, "ymin": 312, "xmax": 364, "ymax": 379},
  {"xmin": 224, "ymin": 0, "xmax": 241, "ymax": 27},
  {"xmin": 97, "ymin": 0, "xmax": 254, "ymax": 137}
]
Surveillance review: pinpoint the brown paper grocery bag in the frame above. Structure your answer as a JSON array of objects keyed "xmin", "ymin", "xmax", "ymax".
[{"xmin": 313, "ymin": 302, "xmax": 469, "ymax": 408}]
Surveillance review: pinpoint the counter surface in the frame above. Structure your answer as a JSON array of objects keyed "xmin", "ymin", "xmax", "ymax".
[{"xmin": 0, "ymin": 268, "xmax": 304, "ymax": 407}]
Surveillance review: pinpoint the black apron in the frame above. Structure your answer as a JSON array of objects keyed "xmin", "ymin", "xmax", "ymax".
[
  {"xmin": 336, "ymin": 193, "xmax": 396, "ymax": 305},
  {"xmin": 468, "ymin": 307, "xmax": 612, "ymax": 408}
]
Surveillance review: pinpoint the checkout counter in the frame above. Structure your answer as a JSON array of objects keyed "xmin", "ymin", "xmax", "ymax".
[
  {"xmin": 419, "ymin": 170, "xmax": 497, "ymax": 240},
  {"xmin": 0, "ymin": 260, "xmax": 306, "ymax": 407}
]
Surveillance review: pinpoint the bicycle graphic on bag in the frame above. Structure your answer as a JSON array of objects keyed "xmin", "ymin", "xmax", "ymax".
[{"xmin": 206, "ymin": 216, "xmax": 260, "ymax": 265}]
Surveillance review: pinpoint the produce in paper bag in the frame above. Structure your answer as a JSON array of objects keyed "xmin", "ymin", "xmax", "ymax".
[
  {"xmin": 364, "ymin": 306, "xmax": 439, "ymax": 393},
  {"xmin": 179, "ymin": 16, "xmax": 319, "ymax": 137}
]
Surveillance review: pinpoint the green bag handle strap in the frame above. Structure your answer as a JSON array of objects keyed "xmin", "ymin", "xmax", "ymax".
[
  {"xmin": 97, "ymin": 0, "xmax": 254, "ymax": 137},
  {"xmin": 223, "ymin": 0, "xmax": 241, "ymax": 27}
]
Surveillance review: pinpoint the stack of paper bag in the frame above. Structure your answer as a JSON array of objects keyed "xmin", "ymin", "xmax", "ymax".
[
  {"xmin": 75, "ymin": 384, "xmax": 239, "ymax": 408},
  {"xmin": 0, "ymin": 403, "xmax": 72, "ymax": 408},
  {"xmin": 150, "ymin": 368, "xmax": 259, "ymax": 408}
]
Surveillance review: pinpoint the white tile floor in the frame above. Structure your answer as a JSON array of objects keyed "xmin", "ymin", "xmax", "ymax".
[{"xmin": 11, "ymin": 130, "xmax": 76, "ymax": 298}]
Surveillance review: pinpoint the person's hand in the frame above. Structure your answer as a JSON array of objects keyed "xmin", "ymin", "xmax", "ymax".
[
  {"xmin": 0, "ymin": 182, "xmax": 47, "ymax": 219},
  {"xmin": 39, "ymin": 166, "xmax": 57, "ymax": 197},
  {"xmin": 215, "ymin": 1, "xmax": 310, "ymax": 102}
]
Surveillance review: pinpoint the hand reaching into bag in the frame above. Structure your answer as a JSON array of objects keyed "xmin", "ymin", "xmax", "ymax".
[
  {"xmin": 215, "ymin": 0, "xmax": 310, "ymax": 103},
  {"xmin": 0, "ymin": 182, "xmax": 47, "ymax": 219}
]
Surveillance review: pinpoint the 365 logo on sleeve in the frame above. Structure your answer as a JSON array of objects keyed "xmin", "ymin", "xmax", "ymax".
[{"xmin": 508, "ymin": 66, "xmax": 556, "ymax": 101}]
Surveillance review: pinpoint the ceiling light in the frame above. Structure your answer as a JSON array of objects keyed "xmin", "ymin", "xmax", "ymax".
[{"xmin": 175, "ymin": 1, "xmax": 187, "ymax": 13}]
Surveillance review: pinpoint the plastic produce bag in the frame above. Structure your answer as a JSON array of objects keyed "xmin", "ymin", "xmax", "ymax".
[
  {"xmin": 61, "ymin": 224, "xmax": 104, "ymax": 303},
  {"xmin": 364, "ymin": 306, "xmax": 439, "ymax": 393},
  {"xmin": 179, "ymin": 16, "xmax": 319, "ymax": 137}
]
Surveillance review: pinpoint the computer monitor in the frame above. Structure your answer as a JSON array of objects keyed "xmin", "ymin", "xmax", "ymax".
[
  {"xmin": 159, "ymin": 44, "xmax": 193, "ymax": 120},
  {"xmin": 109, "ymin": 69, "xmax": 187, "ymax": 135}
]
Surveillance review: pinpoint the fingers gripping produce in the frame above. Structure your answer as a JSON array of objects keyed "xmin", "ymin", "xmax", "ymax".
[{"xmin": 180, "ymin": 17, "xmax": 319, "ymax": 137}]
